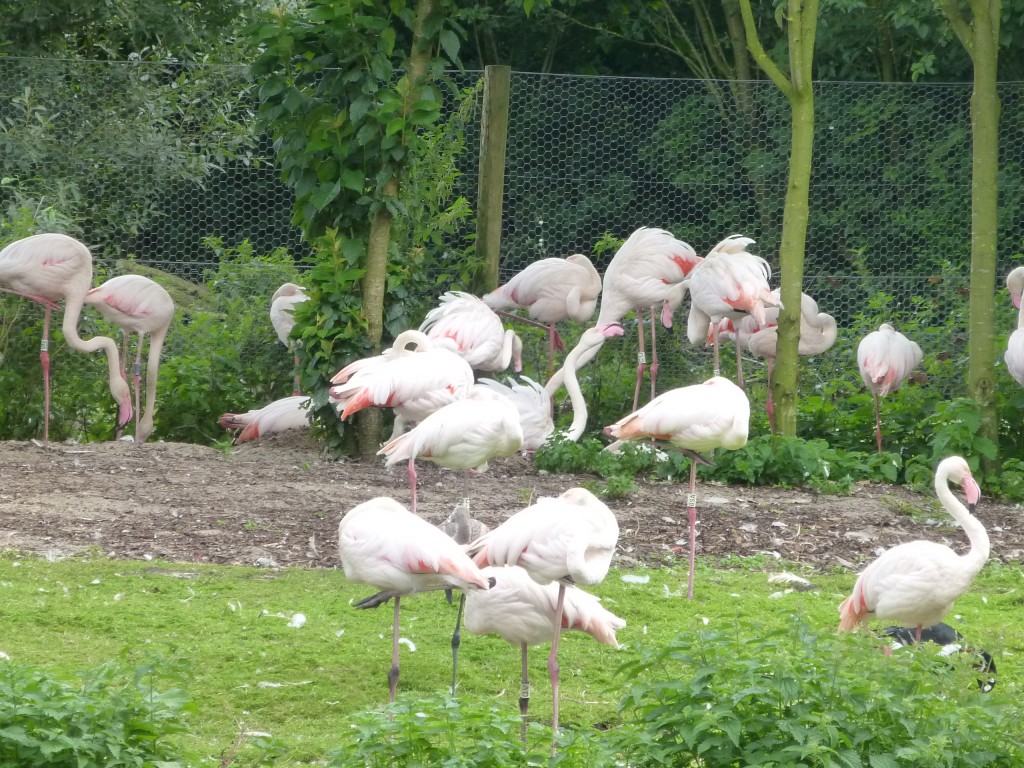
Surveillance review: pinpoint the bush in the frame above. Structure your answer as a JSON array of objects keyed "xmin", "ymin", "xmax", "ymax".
[
  {"xmin": 0, "ymin": 655, "xmax": 191, "ymax": 767},
  {"xmin": 615, "ymin": 616, "xmax": 1024, "ymax": 767}
]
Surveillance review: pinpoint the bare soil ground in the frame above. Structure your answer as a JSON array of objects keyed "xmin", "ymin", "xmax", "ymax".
[{"xmin": 0, "ymin": 433, "xmax": 1020, "ymax": 572}]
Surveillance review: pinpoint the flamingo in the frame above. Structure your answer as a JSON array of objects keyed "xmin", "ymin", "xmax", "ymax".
[
  {"xmin": 419, "ymin": 291, "xmax": 523, "ymax": 374},
  {"xmin": 857, "ymin": 323, "xmax": 923, "ymax": 453},
  {"xmin": 465, "ymin": 564, "xmax": 625, "ymax": 745},
  {"xmin": 604, "ymin": 376, "xmax": 750, "ymax": 600},
  {"xmin": 468, "ymin": 487, "xmax": 619, "ymax": 749},
  {"xmin": 743, "ymin": 291, "xmax": 837, "ymax": 430},
  {"xmin": 329, "ymin": 330, "xmax": 474, "ymax": 438},
  {"xmin": 544, "ymin": 323, "xmax": 625, "ymax": 441},
  {"xmin": 838, "ymin": 455, "xmax": 988, "ymax": 644},
  {"xmin": 0, "ymin": 233, "xmax": 132, "ymax": 442},
  {"xmin": 1004, "ymin": 268, "xmax": 1024, "ymax": 386},
  {"xmin": 483, "ymin": 254, "xmax": 602, "ymax": 372},
  {"xmin": 84, "ymin": 275, "xmax": 175, "ymax": 443},
  {"xmin": 377, "ymin": 385, "xmax": 524, "ymax": 513},
  {"xmin": 595, "ymin": 227, "xmax": 701, "ymax": 410},
  {"xmin": 337, "ymin": 496, "xmax": 493, "ymax": 703},
  {"xmin": 270, "ymin": 282, "xmax": 309, "ymax": 396},
  {"xmin": 475, "ymin": 376, "xmax": 554, "ymax": 452},
  {"xmin": 684, "ymin": 234, "xmax": 778, "ymax": 387},
  {"xmin": 218, "ymin": 395, "xmax": 311, "ymax": 444}
]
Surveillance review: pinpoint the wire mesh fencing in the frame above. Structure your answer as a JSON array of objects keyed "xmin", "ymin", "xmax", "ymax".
[{"xmin": 0, "ymin": 57, "xmax": 1021, "ymax": 441}]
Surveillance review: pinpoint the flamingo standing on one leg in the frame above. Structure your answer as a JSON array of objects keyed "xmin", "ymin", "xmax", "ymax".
[
  {"xmin": 218, "ymin": 395, "xmax": 312, "ymax": 444},
  {"xmin": 857, "ymin": 323, "xmax": 923, "ymax": 453},
  {"xmin": 377, "ymin": 385, "xmax": 524, "ymax": 513},
  {"xmin": 270, "ymin": 283, "xmax": 309, "ymax": 396},
  {"xmin": 85, "ymin": 275, "xmax": 175, "ymax": 443},
  {"xmin": 838, "ymin": 456, "xmax": 988, "ymax": 644},
  {"xmin": 419, "ymin": 291, "xmax": 523, "ymax": 374},
  {"xmin": 483, "ymin": 254, "xmax": 602, "ymax": 373},
  {"xmin": 604, "ymin": 376, "xmax": 749, "ymax": 600},
  {"xmin": 595, "ymin": 227, "xmax": 701, "ymax": 410},
  {"xmin": 465, "ymin": 564, "xmax": 625, "ymax": 746},
  {"xmin": 684, "ymin": 234, "xmax": 778, "ymax": 388},
  {"xmin": 468, "ymin": 487, "xmax": 619, "ymax": 752},
  {"xmin": 337, "ymin": 496, "xmax": 493, "ymax": 704},
  {"xmin": 0, "ymin": 233, "xmax": 132, "ymax": 442}
]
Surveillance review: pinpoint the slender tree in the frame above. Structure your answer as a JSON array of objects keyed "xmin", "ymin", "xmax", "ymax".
[
  {"xmin": 939, "ymin": 0, "xmax": 1001, "ymax": 467},
  {"xmin": 738, "ymin": 0, "xmax": 819, "ymax": 436}
]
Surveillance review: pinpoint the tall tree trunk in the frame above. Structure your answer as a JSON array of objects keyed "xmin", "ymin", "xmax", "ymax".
[
  {"xmin": 941, "ymin": 0, "xmax": 1000, "ymax": 470},
  {"xmin": 356, "ymin": 0, "xmax": 440, "ymax": 455}
]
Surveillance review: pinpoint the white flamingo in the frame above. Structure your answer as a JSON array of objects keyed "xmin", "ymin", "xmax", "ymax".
[
  {"xmin": 218, "ymin": 395, "xmax": 311, "ymax": 444},
  {"xmin": 469, "ymin": 487, "xmax": 619, "ymax": 749},
  {"xmin": 476, "ymin": 376, "xmax": 554, "ymax": 452},
  {"xmin": 420, "ymin": 291, "xmax": 523, "ymax": 374},
  {"xmin": 604, "ymin": 376, "xmax": 749, "ymax": 600},
  {"xmin": 838, "ymin": 456, "xmax": 987, "ymax": 643},
  {"xmin": 270, "ymin": 282, "xmax": 309, "ymax": 395},
  {"xmin": 857, "ymin": 323, "xmax": 923, "ymax": 453}
]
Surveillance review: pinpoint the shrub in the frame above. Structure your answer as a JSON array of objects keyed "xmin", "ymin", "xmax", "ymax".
[{"xmin": 0, "ymin": 655, "xmax": 191, "ymax": 767}]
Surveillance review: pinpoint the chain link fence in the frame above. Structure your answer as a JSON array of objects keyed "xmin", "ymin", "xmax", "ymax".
[{"xmin": 1, "ymin": 58, "xmax": 1022, "ymax": 439}]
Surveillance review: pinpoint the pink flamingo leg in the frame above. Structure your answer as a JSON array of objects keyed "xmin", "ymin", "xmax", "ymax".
[
  {"xmin": 389, "ymin": 597, "xmax": 401, "ymax": 703},
  {"xmin": 711, "ymin": 322, "xmax": 722, "ymax": 377},
  {"xmin": 548, "ymin": 584, "xmax": 566, "ymax": 754},
  {"xmin": 686, "ymin": 460, "xmax": 698, "ymax": 600},
  {"xmin": 873, "ymin": 393, "xmax": 883, "ymax": 453},
  {"xmin": 132, "ymin": 336, "xmax": 144, "ymax": 440},
  {"xmin": 40, "ymin": 308, "xmax": 52, "ymax": 444},
  {"xmin": 649, "ymin": 307, "xmax": 659, "ymax": 402},
  {"xmin": 766, "ymin": 359, "xmax": 776, "ymax": 432},
  {"xmin": 734, "ymin": 333, "xmax": 745, "ymax": 390},
  {"xmin": 633, "ymin": 310, "xmax": 647, "ymax": 412},
  {"xmin": 519, "ymin": 642, "xmax": 530, "ymax": 747},
  {"xmin": 407, "ymin": 458, "xmax": 418, "ymax": 514},
  {"xmin": 292, "ymin": 353, "xmax": 301, "ymax": 396}
]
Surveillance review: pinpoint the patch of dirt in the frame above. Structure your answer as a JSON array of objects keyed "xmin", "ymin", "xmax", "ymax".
[{"xmin": 0, "ymin": 434, "xmax": 1019, "ymax": 571}]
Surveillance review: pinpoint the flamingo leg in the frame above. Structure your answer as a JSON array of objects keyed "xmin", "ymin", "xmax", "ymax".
[
  {"xmin": 649, "ymin": 307, "xmax": 659, "ymax": 402},
  {"xmin": 711, "ymin": 322, "xmax": 721, "ymax": 377},
  {"xmin": 407, "ymin": 457, "xmax": 418, "ymax": 514},
  {"xmin": 450, "ymin": 592, "xmax": 466, "ymax": 696},
  {"xmin": 873, "ymin": 393, "xmax": 883, "ymax": 453},
  {"xmin": 388, "ymin": 596, "xmax": 401, "ymax": 703},
  {"xmin": 40, "ymin": 308, "xmax": 52, "ymax": 444},
  {"xmin": 686, "ymin": 459, "xmax": 698, "ymax": 601},
  {"xmin": 548, "ymin": 584, "xmax": 566, "ymax": 755},
  {"xmin": 633, "ymin": 310, "xmax": 647, "ymax": 412},
  {"xmin": 766, "ymin": 358, "xmax": 776, "ymax": 432},
  {"xmin": 734, "ymin": 333, "xmax": 745, "ymax": 391},
  {"xmin": 115, "ymin": 333, "xmax": 130, "ymax": 441},
  {"xmin": 132, "ymin": 333, "xmax": 144, "ymax": 441},
  {"xmin": 914, "ymin": 624, "xmax": 923, "ymax": 644},
  {"xmin": 292, "ymin": 350, "xmax": 302, "ymax": 396},
  {"xmin": 519, "ymin": 641, "xmax": 530, "ymax": 747}
]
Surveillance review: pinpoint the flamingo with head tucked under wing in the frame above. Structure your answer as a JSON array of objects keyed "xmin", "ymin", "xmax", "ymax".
[{"xmin": 857, "ymin": 323, "xmax": 923, "ymax": 453}]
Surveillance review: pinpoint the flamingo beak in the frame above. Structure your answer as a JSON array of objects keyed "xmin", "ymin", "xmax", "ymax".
[{"xmin": 963, "ymin": 476, "xmax": 981, "ymax": 512}]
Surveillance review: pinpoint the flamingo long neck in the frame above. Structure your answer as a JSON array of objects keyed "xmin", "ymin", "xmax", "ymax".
[
  {"xmin": 936, "ymin": 469, "xmax": 990, "ymax": 573},
  {"xmin": 60, "ymin": 296, "xmax": 132, "ymax": 421},
  {"xmin": 562, "ymin": 342, "xmax": 594, "ymax": 441}
]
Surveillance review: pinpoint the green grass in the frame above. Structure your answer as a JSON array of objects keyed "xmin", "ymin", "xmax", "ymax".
[{"xmin": 2, "ymin": 553, "xmax": 1023, "ymax": 765}]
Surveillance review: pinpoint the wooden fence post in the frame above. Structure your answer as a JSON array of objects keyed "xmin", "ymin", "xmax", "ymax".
[{"xmin": 473, "ymin": 65, "xmax": 510, "ymax": 294}]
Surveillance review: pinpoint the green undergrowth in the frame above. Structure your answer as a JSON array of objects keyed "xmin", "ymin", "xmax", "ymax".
[{"xmin": 1, "ymin": 555, "xmax": 1022, "ymax": 766}]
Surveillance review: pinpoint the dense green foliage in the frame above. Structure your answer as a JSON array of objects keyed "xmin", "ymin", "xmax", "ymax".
[{"xmin": 0, "ymin": 655, "xmax": 191, "ymax": 767}]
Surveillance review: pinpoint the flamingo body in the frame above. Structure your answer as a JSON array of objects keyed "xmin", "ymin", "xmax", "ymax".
[
  {"xmin": 270, "ymin": 282, "xmax": 308, "ymax": 345},
  {"xmin": 484, "ymin": 254, "xmax": 602, "ymax": 325},
  {"xmin": 475, "ymin": 376, "xmax": 554, "ymax": 452},
  {"xmin": 218, "ymin": 395, "xmax": 311, "ymax": 444},
  {"xmin": 0, "ymin": 233, "xmax": 132, "ymax": 439},
  {"xmin": 85, "ymin": 275, "xmax": 175, "ymax": 443},
  {"xmin": 838, "ymin": 456, "xmax": 988, "ymax": 636},
  {"xmin": 1007, "ymin": 266, "xmax": 1024, "ymax": 310},
  {"xmin": 420, "ymin": 291, "xmax": 522, "ymax": 373},
  {"xmin": 857, "ymin": 323, "xmax": 922, "ymax": 397},
  {"xmin": 1005, "ymin": 268, "xmax": 1024, "ymax": 385}
]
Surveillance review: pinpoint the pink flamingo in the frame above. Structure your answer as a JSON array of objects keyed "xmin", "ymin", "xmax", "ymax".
[
  {"xmin": 377, "ymin": 385, "xmax": 524, "ymax": 512},
  {"xmin": 1006, "ymin": 266, "xmax": 1024, "ymax": 309},
  {"xmin": 465, "ymin": 564, "xmax": 625, "ymax": 746},
  {"xmin": 419, "ymin": 291, "xmax": 523, "ymax": 374},
  {"xmin": 337, "ymin": 496, "xmax": 493, "ymax": 703},
  {"xmin": 483, "ymin": 254, "xmax": 602, "ymax": 371},
  {"xmin": 329, "ymin": 330, "xmax": 474, "ymax": 438},
  {"xmin": 475, "ymin": 376, "xmax": 554, "ymax": 452},
  {"xmin": 85, "ymin": 275, "xmax": 175, "ymax": 443},
  {"xmin": 857, "ymin": 323, "xmax": 923, "ymax": 453},
  {"xmin": 0, "ymin": 233, "xmax": 132, "ymax": 442},
  {"xmin": 596, "ymin": 227, "xmax": 701, "ymax": 410},
  {"xmin": 838, "ymin": 456, "xmax": 988, "ymax": 643},
  {"xmin": 469, "ymin": 487, "xmax": 619, "ymax": 749},
  {"xmin": 742, "ymin": 291, "xmax": 837, "ymax": 430},
  {"xmin": 685, "ymin": 234, "xmax": 778, "ymax": 388},
  {"xmin": 270, "ymin": 283, "xmax": 309, "ymax": 396},
  {"xmin": 218, "ymin": 395, "xmax": 311, "ymax": 444},
  {"xmin": 604, "ymin": 376, "xmax": 749, "ymax": 600}
]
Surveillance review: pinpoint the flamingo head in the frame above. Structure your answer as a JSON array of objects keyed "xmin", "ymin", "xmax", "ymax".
[
  {"xmin": 945, "ymin": 456, "xmax": 982, "ymax": 511},
  {"xmin": 598, "ymin": 322, "xmax": 624, "ymax": 338}
]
